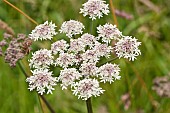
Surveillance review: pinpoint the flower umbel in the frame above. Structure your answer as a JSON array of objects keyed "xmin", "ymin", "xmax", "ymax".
[
  {"xmin": 51, "ymin": 39, "xmax": 69, "ymax": 55},
  {"xmin": 82, "ymin": 50, "xmax": 99, "ymax": 63},
  {"xmin": 26, "ymin": 68, "xmax": 57, "ymax": 95},
  {"xmin": 59, "ymin": 20, "xmax": 85, "ymax": 38},
  {"xmin": 114, "ymin": 36, "xmax": 141, "ymax": 61},
  {"xmin": 80, "ymin": 0, "xmax": 110, "ymax": 20},
  {"xmin": 29, "ymin": 21, "xmax": 57, "ymax": 41},
  {"xmin": 98, "ymin": 63, "xmax": 121, "ymax": 83},
  {"xmin": 55, "ymin": 53, "xmax": 75, "ymax": 68},
  {"xmin": 72, "ymin": 78, "xmax": 105, "ymax": 100},
  {"xmin": 80, "ymin": 33, "xmax": 96, "ymax": 48},
  {"xmin": 58, "ymin": 68, "xmax": 82, "ymax": 90},
  {"xmin": 68, "ymin": 38, "xmax": 85, "ymax": 53},
  {"xmin": 26, "ymin": 0, "xmax": 142, "ymax": 101},
  {"xmin": 80, "ymin": 62, "xmax": 98, "ymax": 77},
  {"xmin": 94, "ymin": 42, "xmax": 113, "ymax": 58},
  {"xmin": 97, "ymin": 23, "xmax": 122, "ymax": 44},
  {"xmin": 29, "ymin": 49, "xmax": 53, "ymax": 69}
]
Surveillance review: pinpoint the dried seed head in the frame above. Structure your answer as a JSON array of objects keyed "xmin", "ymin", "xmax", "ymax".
[
  {"xmin": 152, "ymin": 75, "xmax": 170, "ymax": 98},
  {"xmin": 1, "ymin": 33, "xmax": 32, "ymax": 67}
]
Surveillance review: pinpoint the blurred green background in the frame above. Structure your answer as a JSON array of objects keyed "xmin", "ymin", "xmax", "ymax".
[{"xmin": 0, "ymin": 0, "xmax": 170, "ymax": 113}]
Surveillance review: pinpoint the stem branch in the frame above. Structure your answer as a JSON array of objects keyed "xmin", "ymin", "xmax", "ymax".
[{"xmin": 98, "ymin": 57, "xmax": 118, "ymax": 66}]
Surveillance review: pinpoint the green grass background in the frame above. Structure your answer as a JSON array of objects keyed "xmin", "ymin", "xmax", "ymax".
[{"xmin": 0, "ymin": 0, "xmax": 170, "ymax": 113}]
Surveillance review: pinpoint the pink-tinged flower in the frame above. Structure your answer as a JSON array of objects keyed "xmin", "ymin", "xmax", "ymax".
[
  {"xmin": 26, "ymin": 69, "xmax": 57, "ymax": 95},
  {"xmin": 58, "ymin": 68, "xmax": 82, "ymax": 90},
  {"xmin": 98, "ymin": 63, "xmax": 121, "ymax": 83},
  {"xmin": 80, "ymin": 33, "xmax": 96, "ymax": 48},
  {"xmin": 55, "ymin": 53, "xmax": 75, "ymax": 68},
  {"xmin": 0, "ymin": 47, "xmax": 3, "ymax": 56},
  {"xmin": 74, "ymin": 54, "xmax": 83, "ymax": 65},
  {"xmin": 51, "ymin": 39, "xmax": 69, "ymax": 55},
  {"xmin": 29, "ymin": 49, "xmax": 53, "ymax": 69},
  {"xmin": 94, "ymin": 42, "xmax": 112, "ymax": 58},
  {"xmin": 80, "ymin": 0, "xmax": 110, "ymax": 20},
  {"xmin": 80, "ymin": 62, "xmax": 98, "ymax": 77},
  {"xmin": 29, "ymin": 21, "xmax": 57, "ymax": 41},
  {"xmin": 72, "ymin": 78, "xmax": 105, "ymax": 100},
  {"xmin": 59, "ymin": 20, "xmax": 85, "ymax": 38},
  {"xmin": 97, "ymin": 23, "xmax": 122, "ymax": 44},
  {"xmin": 114, "ymin": 36, "xmax": 141, "ymax": 61},
  {"xmin": 0, "ymin": 40, "xmax": 7, "ymax": 47},
  {"xmin": 82, "ymin": 49, "xmax": 99, "ymax": 63},
  {"xmin": 68, "ymin": 38, "xmax": 85, "ymax": 53}
]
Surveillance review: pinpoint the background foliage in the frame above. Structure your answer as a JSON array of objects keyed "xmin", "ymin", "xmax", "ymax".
[{"xmin": 0, "ymin": 0, "xmax": 170, "ymax": 113}]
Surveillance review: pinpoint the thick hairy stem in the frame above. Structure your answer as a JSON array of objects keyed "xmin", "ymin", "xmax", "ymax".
[
  {"xmin": 86, "ymin": 98, "xmax": 93, "ymax": 113},
  {"xmin": 18, "ymin": 62, "xmax": 56, "ymax": 113}
]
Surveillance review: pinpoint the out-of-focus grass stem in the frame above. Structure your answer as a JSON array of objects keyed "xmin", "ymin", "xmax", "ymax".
[
  {"xmin": 18, "ymin": 61, "xmax": 56, "ymax": 113},
  {"xmin": 3, "ymin": 0, "xmax": 38, "ymax": 25},
  {"xmin": 109, "ymin": 0, "xmax": 118, "ymax": 27}
]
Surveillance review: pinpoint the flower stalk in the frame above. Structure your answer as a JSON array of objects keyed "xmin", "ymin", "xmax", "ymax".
[
  {"xmin": 86, "ymin": 98, "xmax": 93, "ymax": 113},
  {"xmin": 85, "ymin": 9, "xmax": 94, "ymax": 113}
]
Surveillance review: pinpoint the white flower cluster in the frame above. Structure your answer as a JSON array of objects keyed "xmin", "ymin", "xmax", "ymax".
[
  {"xmin": 59, "ymin": 20, "xmax": 85, "ymax": 38},
  {"xmin": 73, "ymin": 78, "xmax": 105, "ymax": 100},
  {"xmin": 51, "ymin": 39, "xmax": 69, "ymax": 54},
  {"xmin": 27, "ymin": 49, "xmax": 57, "ymax": 95},
  {"xmin": 97, "ymin": 23, "xmax": 122, "ymax": 44},
  {"xmin": 26, "ymin": 69, "xmax": 57, "ymax": 95},
  {"xmin": 27, "ymin": 21, "xmax": 58, "ymax": 94},
  {"xmin": 29, "ymin": 21, "xmax": 57, "ymax": 41},
  {"xmin": 114, "ymin": 36, "xmax": 141, "ymax": 61},
  {"xmin": 29, "ymin": 49, "xmax": 53, "ymax": 69},
  {"xmin": 58, "ymin": 68, "xmax": 82, "ymax": 90},
  {"xmin": 80, "ymin": 0, "xmax": 110, "ymax": 20},
  {"xmin": 52, "ymin": 30, "xmax": 121, "ymax": 100},
  {"xmin": 98, "ymin": 63, "xmax": 121, "ymax": 83},
  {"xmin": 26, "ymin": 0, "xmax": 141, "ymax": 100}
]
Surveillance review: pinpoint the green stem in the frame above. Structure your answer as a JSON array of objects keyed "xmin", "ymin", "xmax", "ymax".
[
  {"xmin": 98, "ymin": 57, "xmax": 118, "ymax": 66},
  {"xmin": 18, "ymin": 61, "xmax": 56, "ymax": 113},
  {"xmin": 86, "ymin": 98, "xmax": 93, "ymax": 113},
  {"xmin": 39, "ymin": 95, "xmax": 56, "ymax": 113},
  {"xmin": 90, "ymin": 21, "xmax": 93, "ymax": 34},
  {"xmin": 85, "ymin": 20, "xmax": 94, "ymax": 113}
]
